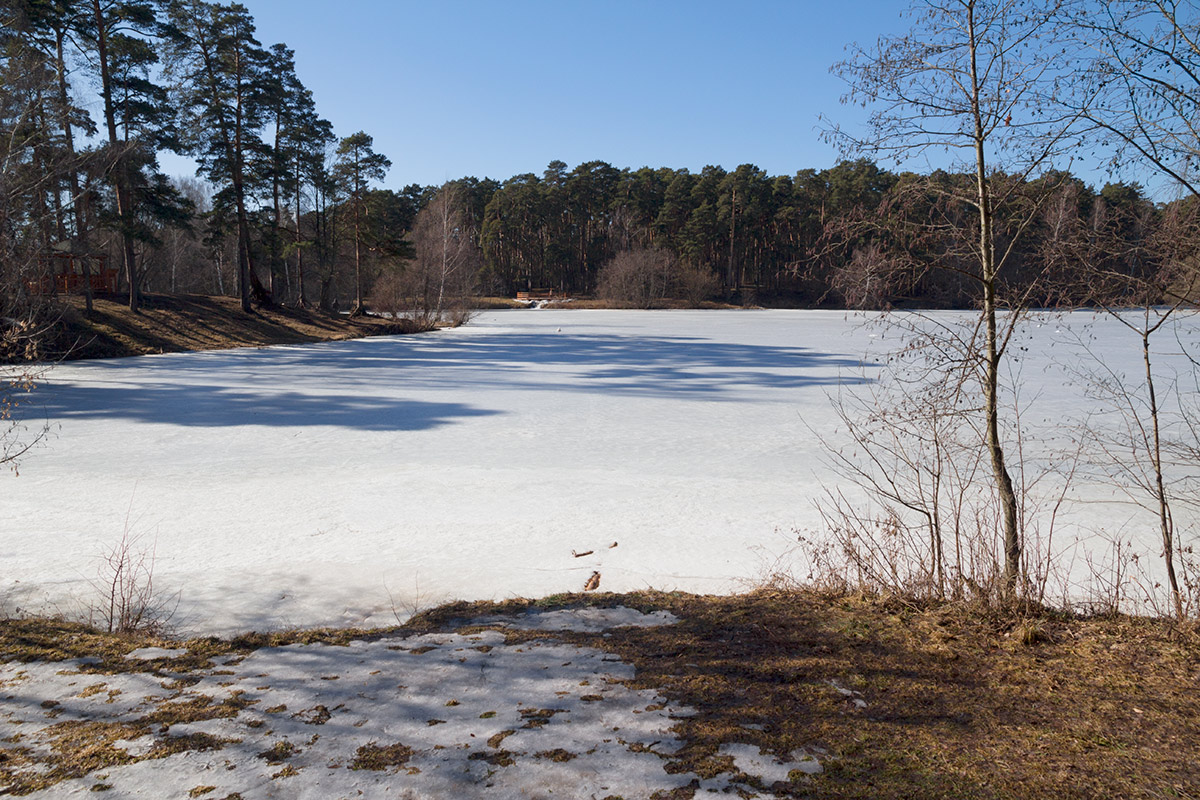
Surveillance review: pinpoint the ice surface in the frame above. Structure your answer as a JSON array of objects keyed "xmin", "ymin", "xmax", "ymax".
[{"xmin": 4, "ymin": 309, "xmax": 1197, "ymax": 634}]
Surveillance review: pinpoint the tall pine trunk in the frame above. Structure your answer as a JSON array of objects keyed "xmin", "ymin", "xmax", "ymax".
[
  {"xmin": 54, "ymin": 26, "xmax": 93, "ymax": 312},
  {"xmin": 93, "ymin": 0, "xmax": 140, "ymax": 313},
  {"xmin": 294, "ymin": 152, "xmax": 307, "ymax": 307}
]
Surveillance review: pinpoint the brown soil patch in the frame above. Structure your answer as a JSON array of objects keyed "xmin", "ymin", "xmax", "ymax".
[{"xmin": 36, "ymin": 294, "xmax": 427, "ymax": 363}]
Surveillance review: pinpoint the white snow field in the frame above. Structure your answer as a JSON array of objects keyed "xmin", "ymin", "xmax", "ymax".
[{"xmin": 4, "ymin": 309, "xmax": 1199, "ymax": 634}]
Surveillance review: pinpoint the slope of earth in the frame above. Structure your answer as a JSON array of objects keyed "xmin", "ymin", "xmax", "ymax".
[
  {"xmin": 1, "ymin": 592, "xmax": 1197, "ymax": 799},
  {"xmin": 34, "ymin": 294, "xmax": 424, "ymax": 363}
]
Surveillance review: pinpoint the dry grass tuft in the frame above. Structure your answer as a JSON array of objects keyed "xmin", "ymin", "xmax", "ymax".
[
  {"xmin": 0, "ymin": 720, "xmax": 147, "ymax": 794},
  {"xmin": 351, "ymin": 742, "xmax": 413, "ymax": 771},
  {"xmin": 141, "ymin": 695, "xmax": 240, "ymax": 727},
  {"xmin": 256, "ymin": 740, "xmax": 298, "ymax": 765},
  {"xmin": 468, "ymin": 749, "xmax": 517, "ymax": 767},
  {"xmin": 147, "ymin": 733, "xmax": 231, "ymax": 758},
  {"xmin": 486, "ymin": 730, "xmax": 516, "ymax": 749}
]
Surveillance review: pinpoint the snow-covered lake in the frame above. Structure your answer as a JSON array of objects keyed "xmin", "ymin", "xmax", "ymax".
[{"xmin": 4, "ymin": 309, "xmax": 1197, "ymax": 633}]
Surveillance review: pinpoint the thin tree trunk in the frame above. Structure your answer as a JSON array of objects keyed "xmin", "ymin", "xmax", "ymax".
[
  {"xmin": 967, "ymin": 0, "xmax": 1021, "ymax": 598},
  {"xmin": 294, "ymin": 154, "xmax": 307, "ymax": 308},
  {"xmin": 436, "ymin": 193, "xmax": 449, "ymax": 317},
  {"xmin": 353, "ymin": 200, "xmax": 362, "ymax": 314},
  {"xmin": 1143, "ymin": 330, "xmax": 1184, "ymax": 619},
  {"xmin": 93, "ymin": 0, "xmax": 140, "ymax": 312},
  {"xmin": 271, "ymin": 116, "xmax": 282, "ymax": 301},
  {"xmin": 30, "ymin": 93, "xmax": 56, "ymax": 287},
  {"xmin": 351, "ymin": 160, "xmax": 363, "ymax": 315},
  {"xmin": 54, "ymin": 26, "xmax": 93, "ymax": 312},
  {"xmin": 232, "ymin": 45, "xmax": 252, "ymax": 312},
  {"xmin": 729, "ymin": 186, "xmax": 736, "ymax": 292}
]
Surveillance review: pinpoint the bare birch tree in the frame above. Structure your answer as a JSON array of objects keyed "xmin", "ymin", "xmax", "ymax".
[
  {"xmin": 371, "ymin": 183, "xmax": 478, "ymax": 327},
  {"xmin": 1049, "ymin": 2, "xmax": 1200, "ymax": 617},
  {"xmin": 824, "ymin": 0, "xmax": 1083, "ymax": 598},
  {"xmin": 1044, "ymin": 188, "xmax": 1200, "ymax": 618},
  {"xmin": 1066, "ymin": 1, "xmax": 1200, "ymax": 198}
]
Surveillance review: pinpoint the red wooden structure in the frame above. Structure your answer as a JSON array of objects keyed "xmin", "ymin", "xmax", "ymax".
[
  {"xmin": 516, "ymin": 289, "xmax": 562, "ymax": 300},
  {"xmin": 29, "ymin": 251, "xmax": 118, "ymax": 295}
]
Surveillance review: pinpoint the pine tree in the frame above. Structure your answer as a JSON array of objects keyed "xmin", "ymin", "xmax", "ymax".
[
  {"xmin": 164, "ymin": 0, "xmax": 272, "ymax": 311},
  {"xmin": 333, "ymin": 131, "xmax": 390, "ymax": 315}
]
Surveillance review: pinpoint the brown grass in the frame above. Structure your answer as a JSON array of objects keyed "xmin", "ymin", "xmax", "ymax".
[
  {"xmin": 1, "ymin": 720, "xmax": 145, "ymax": 794},
  {"xmin": 3, "ymin": 591, "xmax": 1197, "ymax": 797},
  {"xmin": 351, "ymin": 742, "xmax": 413, "ymax": 771},
  {"xmin": 35, "ymin": 294, "xmax": 429, "ymax": 363},
  {"xmin": 575, "ymin": 591, "xmax": 1198, "ymax": 800},
  {"xmin": 410, "ymin": 590, "xmax": 1200, "ymax": 798}
]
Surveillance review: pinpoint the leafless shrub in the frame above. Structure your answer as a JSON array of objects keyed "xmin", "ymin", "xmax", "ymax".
[
  {"xmin": 385, "ymin": 576, "xmax": 434, "ymax": 624},
  {"xmin": 1074, "ymin": 535, "xmax": 1144, "ymax": 618},
  {"xmin": 1059, "ymin": 313, "xmax": 1200, "ymax": 620},
  {"xmin": 2, "ymin": 372, "xmax": 41, "ymax": 474},
  {"xmin": 674, "ymin": 261, "xmax": 720, "ymax": 307},
  {"xmin": 1, "ymin": 336, "xmax": 49, "ymax": 476},
  {"xmin": 89, "ymin": 515, "xmax": 176, "ymax": 635},
  {"xmin": 597, "ymin": 248, "xmax": 720, "ymax": 308},
  {"xmin": 802, "ymin": 313, "xmax": 1075, "ymax": 609},
  {"xmin": 831, "ymin": 242, "xmax": 894, "ymax": 310},
  {"xmin": 597, "ymin": 247, "xmax": 675, "ymax": 308},
  {"xmin": 805, "ymin": 383, "xmax": 999, "ymax": 603},
  {"xmin": 368, "ymin": 271, "xmax": 438, "ymax": 331}
]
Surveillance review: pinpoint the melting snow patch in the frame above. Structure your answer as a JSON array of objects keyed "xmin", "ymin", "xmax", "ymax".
[
  {"xmin": 123, "ymin": 646, "xmax": 188, "ymax": 660},
  {"xmin": 111, "ymin": 736, "xmax": 155, "ymax": 757},
  {"xmin": 828, "ymin": 678, "xmax": 868, "ymax": 708},
  {"xmin": 475, "ymin": 605, "xmax": 679, "ymax": 632},
  {"xmin": 719, "ymin": 741, "xmax": 823, "ymax": 783},
  {"xmin": 1, "ymin": 628, "xmax": 705, "ymax": 798}
]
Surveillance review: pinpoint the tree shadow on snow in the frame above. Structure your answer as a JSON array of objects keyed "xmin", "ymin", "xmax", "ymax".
[
  {"xmin": 65, "ymin": 328, "xmax": 877, "ymax": 401},
  {"xmin": 30, "ymin": 382, "xmax": 501, "ymax": 431}
]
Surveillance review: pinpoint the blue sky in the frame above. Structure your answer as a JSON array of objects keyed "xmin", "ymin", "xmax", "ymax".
[{"xmin": 164, "ymin": 0, "xmax": 915, "ymax": 189}]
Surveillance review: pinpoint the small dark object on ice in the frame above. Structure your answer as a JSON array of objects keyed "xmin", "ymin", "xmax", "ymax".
[
  {"xmin": 584, "ymin": 571, "xmax": 601, "ymax": 591},
  {"xmin": 608, "ymin": 541, "xmax": 618, "ymax": 549},
  {"xmin": 572, "ymin": 550, "xmax": 594, "ymax": 558}
]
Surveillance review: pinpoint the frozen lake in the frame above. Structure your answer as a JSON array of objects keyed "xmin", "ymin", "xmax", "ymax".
[{"xmin": 4, "ymin": 309, "xmax": 1197, "ymax": 633}]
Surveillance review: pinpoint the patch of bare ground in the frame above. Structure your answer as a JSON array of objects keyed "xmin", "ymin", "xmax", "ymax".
[
  {"xmin": 413, "ymin": 590, "xmax": 1200, "ymax": 799},
  {"xmin": 31, "ymin": 294, "xmax": 431, "ymax": 363},
  {"xmin": 2, "ymin": 591, "xmax": 1197, "ymax": 798}
]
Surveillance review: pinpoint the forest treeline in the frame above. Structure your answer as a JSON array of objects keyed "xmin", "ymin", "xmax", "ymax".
[{"xmin": 2, "ymin": 0, "xmax": 1197, "ymax": 361}]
